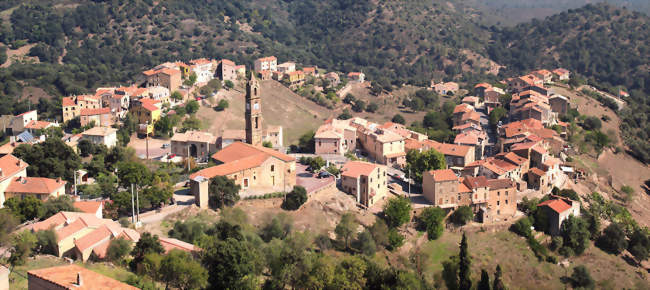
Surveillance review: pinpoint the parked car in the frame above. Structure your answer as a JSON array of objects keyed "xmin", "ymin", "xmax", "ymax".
[
  {"xmin": 162, "ymin": 143, "xmax": 170, "ymax": 148},
  {"xmin": 318, "ymin": 171, "xmax": 331, "ymax": 179}
]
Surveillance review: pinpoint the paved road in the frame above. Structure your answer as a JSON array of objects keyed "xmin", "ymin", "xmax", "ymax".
[{"xmin": 138, "ymin": 192, "xmax": 194, "ymax": 225}]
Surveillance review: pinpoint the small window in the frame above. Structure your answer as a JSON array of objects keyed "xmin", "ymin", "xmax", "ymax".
[
  {"xmin": 505, "ymin": 200, "xmax": 508, "ymax": 204},
  {"xmin": 497, "ymin": 201, "xmax": 500, "ymax": 206},
  {"xmin": 271, "ymin": 165, "xmax": 275, "ymax": 172}
]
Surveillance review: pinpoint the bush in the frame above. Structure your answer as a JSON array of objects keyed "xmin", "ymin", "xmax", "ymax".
[
  {"xmin": 511, "ymin": 217, "xmax": 533, "ymax": 238},
  {"xmin": 366, "ymin": 102, "xmax": 379, "ymax": 113},
  {"xmin": 449, "ymin": 206, "xmax": 473, "ymax": 226},
  {"xmin": 391, "ymin": 114, "xmax": 405, "ymax": 124},
  {"xmin": 107, "ymin": 238, "xmax": 132, "ymax": 263},
  {"xmin": 550, "ymin": 236, "xmax": 563, "ymax": 251},
  {"xmin": 282, "ymin": 186, "xmax": 308, "ymax": 210},
  {"xmin": 383, "ymin": 197, "xmax": 412, "ymax": 228},
  {"xmin": 418, "ymin": 207, "xmax": 445, "ymax": 240},
  {"xmin": 596, "ymin": 223, "xmax": 628, "ymax": 254},
  {"xmin": 546, "ymin": 255, "xmax": 558, "ymax": 264},
  {"xmin": 387, "ymin": 229, "xmax": 404, "ymax": 251},
  {"xmin": 571, "ymin": 265, "xmax": 594, "ymax": 289},
  {"xmin": 215, "ymin": 99, "xmax": 229, "ymax": 111}
]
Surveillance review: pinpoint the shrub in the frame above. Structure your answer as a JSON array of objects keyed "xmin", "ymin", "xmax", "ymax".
[
  {"xmin": 449, "ymin": 206, "xmax": 473, "ymax": 226},
  {"xmin": 550, "ymin": 236, "xmax": 563, "ymax": 251},
  {"xmin": 511, "ymin": 217, "xmax": 533, "ymax": 238},
  {"xmin": 571, "ymin": 265, "xmax": 594, "ymax": 289},
  {"xmin": 597, "ymin": 223, "xmax": 628, "ymax": 254},
  {"xmin": 387, "ymin": 229, "xmax": 404, "ymax": 251},
  {"xmin": 383, "ymin": 197, "xmax": 412, "ymax": 228},
  {"xmin": 391, "ymin": 114, "xmax": 405, "ymax": 124},
  {"xmin": 418, "ymin": 207, "xmax": 445, "ymax": 240},
  {"xmin": 282, "ymin": 186, "xmax": 308, "ymax": 210},
  {"xmin": 546, "ymin": 255, "xmax": 558, "ymax": 264}
]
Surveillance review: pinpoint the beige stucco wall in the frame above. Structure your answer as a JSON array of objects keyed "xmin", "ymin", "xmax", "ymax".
[{"xmin": 0, "ymin": 168, "xmax": 27, "ymax": 208}]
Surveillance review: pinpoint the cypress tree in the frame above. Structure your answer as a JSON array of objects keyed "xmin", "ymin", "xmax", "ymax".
[
  {"xmin": 493, "ymin": 264, "xmax": 505, "ymax": 290},
  {"xmin": 458, "ymin": 233, "xmax": 472, "ymax": 290},
  {"xmin": 478, "ymin": 269, "xmax": 491, "ymax": 290}
]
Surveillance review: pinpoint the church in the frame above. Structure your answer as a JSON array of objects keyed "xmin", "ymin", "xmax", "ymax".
[{"xmin": 190, "ymin": 74, "xmax": 297, "ymax": 208}]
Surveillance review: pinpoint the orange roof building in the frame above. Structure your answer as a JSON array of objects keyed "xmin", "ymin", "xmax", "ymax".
[
  {"xmin": 28, "ymin": 264, "xmax": 138, "ymax": 290},
  {"xmin": 190, "ymin": 142, "xmax": 297, "ymax": 208},
  {"xmin": 340, "ymin": 161, "xmax": 388, "ymax": 208}
]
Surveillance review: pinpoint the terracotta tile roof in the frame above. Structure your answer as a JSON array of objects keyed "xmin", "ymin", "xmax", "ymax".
[
  {"xmin": 55, "ymin": 218, "xmax": 88, "ymax": 242},
  {"xmin": 543, "ymin": 156, "xmax": 561, "ymax": 168},
  {"xmin": 0, "ymin": 142, "xmax": 18, "ymax": 155},
  {"xmin": 528, "ymin": 167, "xmax": 546, "ymax": 177},
  {"xmin": 487, "ymin": 179, "xmax": 515, "ymax": 190},
  {"xmin": 27, "ymin": 264, "xmax": 138, "ymax": 290},
  {"xmin": 481, "ymin": 160, "xmax": 507, "ymax": 176},
  {"xmin": 118, "ymin": 229, "xmax": 140, "ymax": 242},
  {"xmin": 429, "ymin": 169, "xmax": 457, "ymax": 182},
  {"xmin": 315, "ymin": 124, "xmax": 344, "ymax": 139},
  {"xmin": 74, "ymin": 225, "xmax": 113, "ymax": 253},
  {"xmin": 24, "ymin": 120, "xmax": 52, "ymax": 130},
  {"xmin": 425, "ymin": 140, "xmax": 471, "ymax": 157},
  {"xmin": 538, "ymin": 198, "xmax": 572, "ymax": 214},
  {"xmin": 373, "ymin": 129, "xmax": 404, "ymax": 143},
  {"xmin": 462, "ymin": 96, "xmax": 479, "ymax": 103},
  {"xmin": 6, "ymin": 176, "xmax": 66, "ymax": 194},
  {"xmin": 159, "ymin": 68, "xmax": 181, "ymax": 76},
  {"xmin": 0, "ymin": 154, "xmax": 29, "ymax": 182},
  {"xmin": 499, "ymin": 152, "xmax": 528, "ymax": 166},
  {"xmin": 190, "ymin": 58, "xmax": 212, "ymax": 65},
  {"xmin": 458, "ymin": 181, "xmax": 472, "ymax": 193},
  {"xmin": 347, "ymin": 72, "xmax": 362, "ymax": 77},
  {"xmin": 511, "ymin": 141, "xmax": 539, "ymax": 152},
  {"xmin": 552, "ymin": 68, "xmax": 569, "ymax": 75},
  {"xmin": 193, "ymin": 142, "xmax": 294, "ymax": 179},
  {"xmin": 454, "ymin": 132, "xmax": 480, "ymax": 145},
  {"xmin": 463, "ymin": 176, "xmax": 488, "ymax": 189},
  {"xmin": 474, "ymin": 83, "xmax": 492, "ymax": 89},
  {"xmin": 303, "ymin": 67, "xmax": 316, "ymax": 73},
  {"xmin": 191, "ymin": 154, "xmax": 269, "ymax": 179},
  {"xmin": 138, "ymin": 98, "xmax": 160, "ymax": 112},
  {"xmin": 287, "ymin": 70, "xmax": 304, "ymax": 77},
  {"xmin": 532, "ymin": 146, "xmax": 547, "ymax": 155},
  {"xmin": 74, "ymin": 201, "xmax": 102, "ymax": 215},
  {"xmin": 453, "ymin": 103, "xmax": 474, "ymax": 114},
  {"xmin": 30, "ymin": 212, "xmax": 101, "ymax": 232},
  {"xmin": 62, "ymin": 97, "xmax": 75, "ymax": 107},
  {"xmin": 92, "ymin": 239, "xmax": 111, "ymax": 259},
  {"xmin": 160, "ymin": 237, "xmax": 199, "ymax": 253},
  {"xmin": 80, "ymin": 107, "xmax": 110, "ymax": 116},
  {"xmin": 341, "ymin": 161, "xmax": 378, "ymax": 178},
  {"xmin": 171, "ymin": 131, "xmax": 217, "ymax": 143},
  {"xmin": 220, "ymin": 59, "xmax": 235, "ymax": 66},
  {"xmin": 81, "ymin": 126, "xmax": 117, "ymax": 137}
]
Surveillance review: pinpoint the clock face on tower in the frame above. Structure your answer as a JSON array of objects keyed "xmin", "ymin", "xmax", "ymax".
[{"xmin": 254, "ymin": 103, "xmax": 259, "ymax": 110}]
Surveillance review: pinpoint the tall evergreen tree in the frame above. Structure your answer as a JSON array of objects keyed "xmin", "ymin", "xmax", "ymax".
[
  {"xmin": 458, "ymin": 233, "xmax": 472, "ymax": 290},
  {"xmin": 478, "ymin": 269, "xmax": 490, "ymax": 290},
  {"xmin": 493, "ymin": 265, "xmax": 505, "ymax": 290}
]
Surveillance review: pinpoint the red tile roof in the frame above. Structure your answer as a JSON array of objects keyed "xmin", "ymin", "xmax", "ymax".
[
  {"xmin": 74, "ymin": 225, "xmax": 113, "ymax": 253},
  {"xmin": 160, "ymin": 237, "xmax": 199, "ymax": 253},
  {"xmin": 220, "ymin": 59, "xmax": 235, "ymax": 66},
  {"xmin": 528, "ymin": 167, "xmax": 546, "ymax": 177},
  {"xmin": 463, "ymin": 176, "xmax": 488, "ymax": 189},
  {"xmin": 538, "ymin": 199, "xmax": 572, "ymax": 214},
  {"xmin": 24, "ymin": 120, "xmax": 52, "ymax": 130},
  {"xmin": 0, "ymin": 154, "xmax": 29, "ymax": 182},
  {"xmin": 6, "ymin": 176, "xmax": 66, "ymax": 194},
  {"xmin": 341, "ymin": 161, "xmax": 379, "ymax": 178},
  {"xmin": 257, "ymin": 56, "xmax": 277, "ymax": 62},
  {"xmin": 62, "ymin": 97, "xmax": 76, "ymax": 107},
  {"xmin": 429, "ymin": 169, "xmax": 457, "ymax": 182},
  {"xmin": 487, "ymin": 179, "xmax": 515, "ymax": 190},
  {"xmin": 55, "ymin": 218, "xmax": 89, "ymax": 242},
  {"xmin": 74, "ymin": 201, "xmax": 102, "ymax": 215},
  {"xmin": 27, "ymin": 264, "xmax": 138, "ymax": 290},
  {"xmin": 474, "ymin": 83, "xmax": 492, "ymax": 89},
  {"xmin": 192, "ymin": 142, "xmax": 294, "ymax": 179}
]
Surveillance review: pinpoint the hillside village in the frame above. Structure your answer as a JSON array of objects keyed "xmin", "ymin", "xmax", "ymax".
[{"xmin": 0, "ymin": 50, "xmax": 650, "ymax": 289}]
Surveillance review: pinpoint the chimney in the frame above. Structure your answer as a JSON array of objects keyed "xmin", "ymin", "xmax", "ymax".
[{"xmin": 76, "ymin": 272, "xmax": 83, "ymax": 286}]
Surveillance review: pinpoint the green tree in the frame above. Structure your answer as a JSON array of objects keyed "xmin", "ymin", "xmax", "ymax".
[
  {"xmin": 388, "ymin": 229, "xmax": 405, "ymax": 250},
  {"xmin": 309, "ymin": 156, "xmax": 326, "ymax": 172},
  {"xmin": 117, "ymin": 161, "xmax": 151, "ymax": 189},
  {"xmin": 335, "ymin": 212, "xmax": 358, "ymax": 250},
  {"xmin": 208, "ymin": 176, "xmax": 241, "ymax": 209},
  {"xmin": 282, "ymin": 186, "xmax": 308, "ymax": 210},
  {"xmin": 352, "ymin": 100, "xmax": 366, "ymax": 112},
  {"xmin": 459, "ymin": 233, "xmax": 472, "ymax": 290},
  {"xmin": 42, "ymin": 196, "xmax": 77, "ymax": 220},
  {"xmin": 224, "ymin": 80, "xmax": 234, "ymax": 89},
  {"xmin": 13, "ymin": 138, "xmax": 81, "ymax": 182},
  {"xmin": 216, "ymin": 99, "xmax": 229, "ymax": 111},
  {"xmin": 356, "ymin": 230, "xmax": 376, "ymax": 256},
  {"xmin": 405, "ymin": 148, "xmax": 447, "ymax": 183},
  {"xmin": 442, "ymin": 256, "xmax": 459, "ymax": 290},
  {"xmin": 184, "ymin": 72, "xmax": 197, "ymax": 86},
  {"xmin": 260, "ymin": 213, "xmax": 293, "ymax": 242},
  {"xmin": 171, "ymin": 91, "xmax": 183, "ymax": 101},
  {"xmin": 489, "ymin": 107, "xmax": 507, "ymax": 126},
  {"xmin": 450, "ymin": 206, "xmax": 474, "ymax": 226},
  {"xmin": 202, "ymin": 237, "xmax": 261, "ymax": 289},
  {"xmin": 383, "ymin": 197, "xmax": 412, "ymax": 228},
  {"xmin": 185, "ymin": 100, "xmax": 199, "ymax": 114},
  {"xmin": 419, "ymin": 206, "xmax": 445, "ymax": 240},
  {"xmin": 106, "ymin": 237, "xmax": 132, "ymax": 263},
  {"xmin": 0, "ymin": 210, "xmax": 18, "ymax": 247},
  {"xmin": 338, "ymin": 109, "xmax": 353, "ymax": 120},
  {"xmin": 160, "ymin": 249, "xmax": 208, "ymax": 290},
  {"xmin": 409, "ymin": 246, "xmax": 431, "ymax": 279},
  {"xmin": 560, "ymin": 216, "xmax": 590, "ymax": 255},
  {"xmin": 571, "ymin": 265, "xmax": 594, "ymax": 289},
  {"xmin": 168, "ymin": 220, "xmax": 208, "ymax": 244},
  {"xmin": 298, "ymin": 130, "xmax": 315, "ymax": 153},
  {"xmin": 582, "ymin": 116, "xmax": 602, "ymax": 130},
  {"xmin": 493, "ymin": 265, "xmax": 505, "ymax": 290},
  {"xmin": 628, "ymin": 228, "xmax": 650, "ymax": 262},
  {"xmin": 369, "ymin": 218, "xmax": 390, "ymax": 248},
  {"xmin": 597, "ymin": 222, "xmax": 628, "ymax": 254},
  {"xmin": 130, "ymin": 232, "xmax": 164, "ymax": 272},
  {"xmin": 4, "ymin": 196, "xmax": 44, "ymax": 222},
  {"xmin": 78, "ymin": 139, "xmax": 95, "ymax": 157},
  {"xmin": 9, "ymin": 231, "xmax": 37, "ymax": 266},
  {"xmin": 332, "ymin": 256, "xmax": 367, "ymax": 289},
  {"xmin": 478, "ymin": 269, "xmax": 490, "ymax": 290},
  {"xmin": 511, "ymin": 216, "xmax": 533, "ymax": 238},
  {"xmin": 392, "ymin": 114, "xmax": 406, "ymax": 124},
  {"xmin": 366, "ymin": 102, "xmax": 379, "ymax": 113}
]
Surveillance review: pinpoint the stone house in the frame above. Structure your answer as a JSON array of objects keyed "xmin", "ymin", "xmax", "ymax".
[
  {"xmin": 171, "ymin": 131, "xmax": 218, "ymax": 160},
  {"xmin": 81, "ymin": 126, "xmax": 118, "ymax": 148},
  {"xmin": 254, "ymin": 56, "xmax": 278, "ymax": 72},
  {"xmin": 218, "ymin": 59, "xmax": 237, "ymax": 82},
  {"xmin": 340, "ymin": 161, "xmax": 388, "ymax": 208},
  {"xmin": 537, "ymin": 196, "xmax": 580, "ymax": 235},
  {"xmin": 80, "ymin": 108, "xmax": 113, "ymax": 127},
  {"xmin": 347, "ymin": 72, "xmax": 365, "ymax": 83},
  {"xmin": 549, "ymin": 94, "xmax": 569, "ymax": 115},
  {"xmin": 143, "ymin": 67, "xmax": 182, "ymax": 93}
]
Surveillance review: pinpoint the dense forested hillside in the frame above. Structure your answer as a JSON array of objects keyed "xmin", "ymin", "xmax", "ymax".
[
  {"xmin": 0, "ymin": 1, "xmax": 648, "ymax": 161},
  {"xmin": 488, "ymin": 3, "xmax": 650, "ymax": 162},
  {"xmin": 458, "ymin": 0, "xmax": 650, "ymax": 25}
]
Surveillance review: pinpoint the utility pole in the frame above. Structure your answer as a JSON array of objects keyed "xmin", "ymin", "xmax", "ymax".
[
  {"xmin": 73, "ymin": 171, "xmax": 77, "ymax": 196},
  {"xmin": 408, "ymin": 168, "xmax": 411, "ymax": 198},
  {"xmin": 145, "ymin": 129, "xmax": 149, "ymax": 160},
  {"xmin": 187, "ymin": 145, "xmax": 191, "ymax": 172},
  {"xmin": 131, "ymin": 184, "xmax": 135, "ymax": 224},
  {"xmin": 136, "ymin": 186, "xmax": 140, "ymax": 223}
]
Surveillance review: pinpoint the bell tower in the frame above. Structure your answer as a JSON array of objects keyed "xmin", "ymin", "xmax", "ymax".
[{"xmin": 245, "ymin": 73, "xmax": 263, "ymax": 146}]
